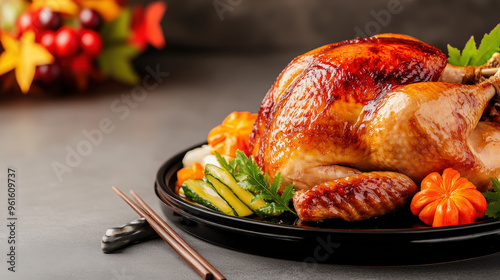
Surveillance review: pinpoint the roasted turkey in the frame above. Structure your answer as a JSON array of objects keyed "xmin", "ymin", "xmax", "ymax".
[{"xmin": 248, "ymin": 34, "xmax": 500, "ymax": 221}]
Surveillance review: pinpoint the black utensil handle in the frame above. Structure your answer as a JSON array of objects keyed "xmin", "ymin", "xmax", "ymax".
[{"xmin": 101, "ymin": 218, "xmax": 158, "ymax": 253}]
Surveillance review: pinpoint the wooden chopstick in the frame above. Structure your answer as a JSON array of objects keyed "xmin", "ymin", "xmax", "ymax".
[
  {"xmin": 129, "ymin": 190, "xmax": 226, "ymax": 280},
  {"xmin": 111, "ymin": 187, "xmax": 225, "ymax": 280}
]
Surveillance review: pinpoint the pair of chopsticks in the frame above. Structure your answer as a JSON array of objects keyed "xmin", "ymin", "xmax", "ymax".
[{"xmin": 112, "ymin": 186, "xmax": 226, "ymax": 280}]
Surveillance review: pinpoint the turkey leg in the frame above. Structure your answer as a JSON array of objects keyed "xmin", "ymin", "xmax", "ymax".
[
  {"xmin": 440, "ymin": 53, "xmax": 500, "ymax": 84},
  {"xmin": 364, "ymin": 70, "xmax": 500, "ymax": 192},
  {"xmin": 293, "ymin": 73, "xmax": 500, "ymax": 222}
]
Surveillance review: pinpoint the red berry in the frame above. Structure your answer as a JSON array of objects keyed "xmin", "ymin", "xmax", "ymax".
[
  {"xmin": 17, "ymin": 12, "xmax": 33, "ymax": 35},
  {"xmin": 39, "ymin": 31, "xmax": 56, "ymax": 54},
  {"xmin": 54, "ymin": 28, "xmax": 80, "ymax": 57},
  {"xmin": 35, "ymin": 63, "xmax": 61, "ymax": 85},
  {"xmin": 70, "ymin": 54, "xmax": 93, "ymax": 75},
  {"xmin": 79, "ymin": 9, "xmax": 102, "ymax": 30},
  {"xmin": 37, "ymin": 8, "xmax": 62, "ymax": 31},
  {"xmin": 79, "ymin": 29, "xmax": 103, "ymax": 58}
]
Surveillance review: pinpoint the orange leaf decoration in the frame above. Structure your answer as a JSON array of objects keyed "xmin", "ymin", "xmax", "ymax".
[
  {"xmin": 176, "ymin": 162, "xmax": 205, "ymax": 192},
  {"xmin": 410, "ymin": 168, "xmax": 487, "ymax": 227},
  {"xmin": 0, "ymin": 31, "xmax": 54, "ymax": 93},
  {"xmin": 207, "ymin": 112, "xmax": 258, "ymax": 158},
  {"xmin": 144, "ymin": 1, "xmax": 166, "ymax": 49},
  {"xmin": 130, "ymin": 1, "xmax": 166, "ymax": 51}
]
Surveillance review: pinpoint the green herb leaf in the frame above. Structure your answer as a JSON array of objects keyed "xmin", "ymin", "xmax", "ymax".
[
  {"xmin": 491, "ymin": 177, "xmax": 500, "ymax": 192},
  {"xmin": 214, "ymin": 150, "xmax": 296, "ymax": 216},
  {"xmin": 448, "ymin": 24, "xmax": 500, "ymax": 66},
  {"xmin": 237, "ymin": 178, "xmax": 260, "ymax": 194},
  {"xmin": 483, "ymin": 177, "xmax": 500, "ymax": 218},
  {"xmin": 215, "ymin": 152, "xmax": 234, "ymax": 174},
  {"xmin": 485, "ymin": 201, "xmax": 500, "ymax": 218},
  {"xmin": 215, "ymin": 151, "xmax": 262, "ymax": 194},
  {"xmin": 257, "ymin": 202, "xmax": 288, "ymax": 216},
  {"xmin": 280, "ymin": 184, "xmax": 295, "ymax": 207},
  {"xmin": 483, "ymin": 191, "xmax": 500, "ymax": 201},
  {"xmin": 233, "ymin": 150, "xmax": 296, "ymax": 215}
]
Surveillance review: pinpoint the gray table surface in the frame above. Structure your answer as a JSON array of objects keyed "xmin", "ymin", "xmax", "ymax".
[{"xmin": 1, "ymin": 52, "xmax": 500, "ymax": 280}]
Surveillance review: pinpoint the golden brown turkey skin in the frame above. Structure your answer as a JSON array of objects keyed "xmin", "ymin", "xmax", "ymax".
[
  {"xmin": 293, "ymin": 172, "xmax": 418, "ymax": 221},
  {"xmin": 249, "ymin": 34, "xmax": 447, "ymax": 190},
  {"xmin": 359, "ymin": 80, "xmax": 500, "ymax": 191}
]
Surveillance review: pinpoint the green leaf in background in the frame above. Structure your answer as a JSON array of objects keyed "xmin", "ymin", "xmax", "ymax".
[
  {"xmin": 459, "ymin": 37, "xmax": 477, "ymax": 66},
  {"xmin": 97, "ymin": 7, "xmax": 139, "ymax": 84},
  {"xmin": 447, "ymin": 45, "xmax": 462, "ymax": 66},
  {"xmin": 471, "ymin": 24, "xmax": 500, "ymax": 66},
  {"xmin": 100, "ymin": 8, "xmax": 132, "ymax": 44},
  {"xmin": 97, "ymin": 44, "xmax": 140, "ymax": 85},
  {"xmin": 448, "ymin": 37, "xmax": 477, "ymax": 66},
  {"xmin": 448, "ymin": 23, "xmax": 500, "ymax": 66}
]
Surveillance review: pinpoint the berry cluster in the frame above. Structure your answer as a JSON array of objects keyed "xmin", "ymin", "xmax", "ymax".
[
  {"xmin": 0, "ymin": 0, "xmax": 165, "ymax": 95},
  {"xmin": 16, "ymin": 7, "xmax": 104, "ymax": 87}
]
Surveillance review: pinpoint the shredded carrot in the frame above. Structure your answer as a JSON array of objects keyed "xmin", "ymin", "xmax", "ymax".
[
  {"xmin": 207, "ymin": 111, "xmax": 258, "ymax": 158},
  {"xmin": 176, "ymin": 162, "xmax": 205, "ymax": 193}
]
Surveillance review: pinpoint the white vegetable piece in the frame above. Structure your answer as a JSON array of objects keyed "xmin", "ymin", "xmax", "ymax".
[
  {"xmin": 182, "ymin": 145, "xmax": 213, "ymax": 168},
  {"xmin": 203, "ymin": 155, "xmax": 220, "ymax": 167}
]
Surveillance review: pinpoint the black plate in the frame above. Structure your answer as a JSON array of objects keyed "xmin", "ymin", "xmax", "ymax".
[{"xmin": 155, "ymin": 143, "xmax": 500, "ymax": 265}]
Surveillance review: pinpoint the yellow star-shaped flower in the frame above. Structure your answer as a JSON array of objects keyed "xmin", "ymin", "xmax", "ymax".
[
  {"xmin": 31, "ymin": 0, "xmax": 80, "ymax": 16},
  {"xmin": 77, "ymin": 0, "xmax": 122, "ymax": 21},
  {"xmin": 0, "ymin": 31, "xmax": 54, "ymax": 93}
]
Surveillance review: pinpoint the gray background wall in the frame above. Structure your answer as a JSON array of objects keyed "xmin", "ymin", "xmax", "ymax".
[{"xmin": 132, "ymin": 0, "xmax": 500, "ymax": 53}]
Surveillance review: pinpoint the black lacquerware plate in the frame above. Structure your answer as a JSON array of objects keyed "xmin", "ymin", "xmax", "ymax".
[{"xmin": 155, "ymin": 143, "xmax": 500, "ymax": 265}]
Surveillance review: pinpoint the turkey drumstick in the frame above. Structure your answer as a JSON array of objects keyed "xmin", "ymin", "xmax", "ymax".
[
  {"xmin": 362, "ymin": 69, "xmax": 500, "ymax": 192},
  {"xmin": 293, "ymin": 71, "xmax": 500, "ymax": 222}
]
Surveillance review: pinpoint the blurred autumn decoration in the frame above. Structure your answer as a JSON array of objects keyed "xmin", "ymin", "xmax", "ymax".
[{"xmin": 0, "ymin": 0, "xmax": 166, "ymax": 95}]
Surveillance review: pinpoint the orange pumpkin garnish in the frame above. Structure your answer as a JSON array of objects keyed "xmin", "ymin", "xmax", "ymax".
[
  {"xmin": 207, "ymin": 111, "xmax": 258, "ymax": 158},
  {"xmin": 176, "ymin": 162, "xmax": 205, "ymax": 192},
  {"xmin": 410, "ymin": 168, "xmax": 487, "ymax": 227}
]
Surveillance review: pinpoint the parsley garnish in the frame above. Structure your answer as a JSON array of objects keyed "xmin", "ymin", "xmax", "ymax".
[
  {"xmin": 215, "ymin": 151, "xmax": 296, "ymax": 216},
  {"xmin": 448, "ymin": 23, "xmax": 500, "ymax": 66},
  {"xmin": 483, "ymin": 177, "xmax": 500, "ymax": 218}
]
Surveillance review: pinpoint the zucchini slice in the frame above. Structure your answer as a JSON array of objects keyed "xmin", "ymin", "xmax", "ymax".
[
  {"xmin": 182, "ymin": 179, "xmax": 235, "ymax": 216},
  {"xmin": 205, "ymin": 174, "xmax": 253, "ymax": 217},
  {"xmin": 205, "ymin": 164, "xmax": 267, "ymax": 216}
]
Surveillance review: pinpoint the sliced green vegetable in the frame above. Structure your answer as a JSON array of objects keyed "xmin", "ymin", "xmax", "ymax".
[
  {"xmin": 205, "ymin": 164, "xmax": 267, "ymax": 216},
  {"xmin": 205, "ymin": 166, "xmax": 253, "ymax": 217},
  {"xmin": 232, "ymin": 151, "xmax": 296, "ymax": 216},
  {"xmin": 182, "ymin": 179, "xmax": 235, "ymax": 216}
]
